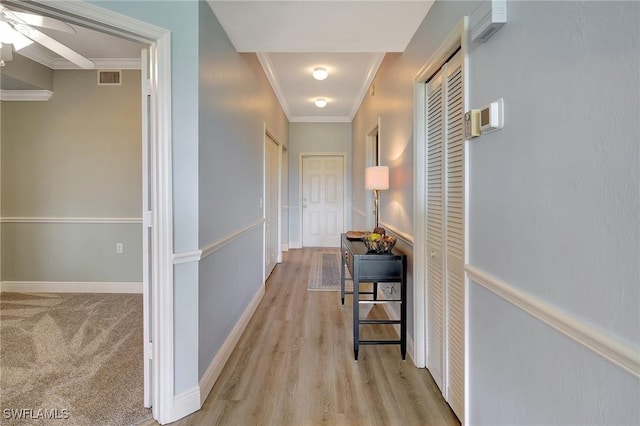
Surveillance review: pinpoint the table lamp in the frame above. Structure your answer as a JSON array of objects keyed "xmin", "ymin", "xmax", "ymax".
[{"xmin": 365, "ymin": 166, "xmax": 389, "ymax": 229}]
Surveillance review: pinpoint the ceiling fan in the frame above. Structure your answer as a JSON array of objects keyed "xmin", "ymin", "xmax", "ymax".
[{"xmin": 0, "ymin": 4, "xmax": 94, "ymax": 68}]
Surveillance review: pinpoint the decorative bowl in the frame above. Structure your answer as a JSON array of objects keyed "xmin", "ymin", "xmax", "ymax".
[{"xmin": 362, "ymin": 233, "xmax": 397, "ymax": 253}]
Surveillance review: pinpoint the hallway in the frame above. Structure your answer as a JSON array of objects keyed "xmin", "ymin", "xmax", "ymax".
[{"xmin": 165, "ymin": 248, "xmax": 459, "ymax": 425}]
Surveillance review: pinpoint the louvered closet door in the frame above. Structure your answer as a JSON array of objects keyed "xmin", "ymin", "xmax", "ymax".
[
  {"xmin": 445, "ymin": 50, "xmax": 465, "ymax": 419},
  {"xmin": 425, "ymin": 69, "xmax": 445, "ymax": 393},
  {"xmin": 424, "ymin": 48, "xmax": 465, "ymax": 422}
]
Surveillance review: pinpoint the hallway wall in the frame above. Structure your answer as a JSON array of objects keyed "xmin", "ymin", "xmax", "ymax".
[
  {"xmin": 352, "ymin": 0, "xmax": 639, "ymax": 424},
  {"xmin": 197, "ymin": 0, "xmax": 288, "ymax": 384}
]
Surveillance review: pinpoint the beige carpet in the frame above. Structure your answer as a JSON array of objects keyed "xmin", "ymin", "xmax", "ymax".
[{"xmin": 0, "ymin": 292, "xmax": 151, "ymax": 425}]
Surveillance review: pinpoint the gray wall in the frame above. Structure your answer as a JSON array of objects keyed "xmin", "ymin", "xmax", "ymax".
[
  {"xmin": 1, "ymin": 69, "xmax": 142, "ymax": 283},
  {"xmin": 288, "ymin": 122, "xmax": 352, "ymax": 247},
  {"xmin": 197, "ymin": 0, "xmax": 288, "ymax": 380},
  {"xmin": 94, "ymin": 0, "xmax": 289, "ymax": 395},
  {"xmin": 352, "ymin": 0, "xmax": 639, "ymax": 424}
]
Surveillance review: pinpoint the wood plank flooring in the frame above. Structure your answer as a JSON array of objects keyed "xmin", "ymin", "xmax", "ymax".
[{"xmin": 160, "ymin": 248, "xmax": 460, "ymax": 426}]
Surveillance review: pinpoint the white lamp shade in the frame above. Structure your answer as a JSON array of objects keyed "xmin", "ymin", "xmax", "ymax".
[{"xmin": 365, "ymin": 166, "xmax": 389, "ymax": 190}]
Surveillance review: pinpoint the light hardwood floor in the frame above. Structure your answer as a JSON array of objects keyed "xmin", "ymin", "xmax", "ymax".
[{"xmin": 153, "ymin": 248, "xmax": 460, "ymax": 426}]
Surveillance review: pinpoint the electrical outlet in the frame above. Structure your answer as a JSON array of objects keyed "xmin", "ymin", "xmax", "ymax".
[{"xmin": 116, "ymin": 243, "xmax": 123, "ymax": 254}]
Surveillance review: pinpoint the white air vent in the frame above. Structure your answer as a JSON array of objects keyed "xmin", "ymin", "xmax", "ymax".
[
  {"xmin": 97, "ymin": 70, "xmax": 122, "ymax": 86},
  {"xmin": 471, "ymin": 0, "xmax": 507, "ymax": 43}
]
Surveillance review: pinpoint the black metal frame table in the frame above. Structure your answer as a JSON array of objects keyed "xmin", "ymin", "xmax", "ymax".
[{"xmin": 340, "ymin": 233, "xmax": 407, "ymax": 361}]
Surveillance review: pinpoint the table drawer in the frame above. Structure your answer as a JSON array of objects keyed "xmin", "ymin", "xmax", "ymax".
[{"xmin": 357, "ymin": 258, "xmax": 403, "ymax": 281}]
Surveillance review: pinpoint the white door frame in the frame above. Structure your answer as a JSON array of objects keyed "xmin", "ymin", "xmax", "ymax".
[
  {"xmin": 412, "ymin": 17, "xmax": 469, "ymax": 425},
  {"xmin": 24, "ymin": 2, "xmax": 175, "ymax": 423},
  {"xmin": 263, "ymin": 129, "xmax": 281, "ymax": 281},
  {"xmin": 299, "ymin": 152, "xmax": 348, "ymax": 247}
]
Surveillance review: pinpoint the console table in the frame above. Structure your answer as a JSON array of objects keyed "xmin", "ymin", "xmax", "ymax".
[{"xmin": 340, "ymin": 233, "xmax": 407, "ymax": 361}]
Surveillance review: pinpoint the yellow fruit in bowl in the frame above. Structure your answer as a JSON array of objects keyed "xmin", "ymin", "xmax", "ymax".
[{"xmin": 368, "ymin": 233, "xmax": 382, "ymax": 241}]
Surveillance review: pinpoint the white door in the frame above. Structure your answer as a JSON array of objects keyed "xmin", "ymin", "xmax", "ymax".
[
  {"xmin": 302, "ymin": 155, "xmax": 344, "ymax": 247},
  {"xmin": 265, "ymin": 135, "xmax": 279, "ymax": 278},
  {"xmin": 425, "ymin": 49, "xmax": 465, "ymax": 420},
  {"xmin": 426, "ymin": 68, "xmax": 446, "ymax": 393},
  {"xmin": 141, "ymin": 48, "xmax": 152, "ymax": 408},
  {"xmin": 444, "ymin": 50, "xmax": 465, "ymax": 418}
]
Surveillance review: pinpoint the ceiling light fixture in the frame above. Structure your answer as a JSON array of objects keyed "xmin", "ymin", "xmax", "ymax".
[
  {"xmin": 314, "ymin": 98, "xmax": 327, "ymax": 108},
  {"xmin": 312, "ymin": 67, "xmax": 328, "ymax": 81}
]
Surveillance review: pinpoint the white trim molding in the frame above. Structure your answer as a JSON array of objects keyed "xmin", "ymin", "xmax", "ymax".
[
  {"xmin": 0, "ymin": 90, "xmax": 53, "ymax": 101},
  {"xmin": 0, "ymin": 281, "xmax": 143, "ymax": 293},
  {"xmin": 17, "ymin": 47, "xmax": 142, "ymax": 70},
  {"xmin": 256, "ymin": 53, "xmax": 292, "ymax": 120},
  {"xmin": 199, "ymin": 283, "xmax": 265, "ymax": 405},
  {"xmin": 173, "ymin": 250, "xmax": 203, "ymax": 265},
  {"xmin": 1, "ymin": 217, "xmax": 143, "ymax": 224},
  {"xmin": 466, "ymin": 264, "xmax": 640, "ymax": 379},
  {"xmin": 172, "ymin": 387, "xmax": 201, "ymax": 423},
  {"xmin": 201, "ymin": 219, "xmax": 265, "ymax": 260},
  {"xmin": 378, "ymin": 221, "xmax": 413, "ymax": 246}
]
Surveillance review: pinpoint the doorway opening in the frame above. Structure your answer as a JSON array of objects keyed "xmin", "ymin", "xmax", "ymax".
[{"xmin": 3, "ymin": 1, "xmax": 174, "ymax": 423}]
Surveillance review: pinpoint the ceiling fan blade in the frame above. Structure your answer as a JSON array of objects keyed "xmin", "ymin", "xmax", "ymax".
[
  {"xmin": 20, "ymin": 26, "xmax": 94, "ymax": 69},
  {"xmin": 10, "ymin": 10, "xmax": 76, "ymax": 33}
]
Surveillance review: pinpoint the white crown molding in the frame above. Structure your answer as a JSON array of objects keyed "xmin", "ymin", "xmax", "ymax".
[
  {"xmin": 289, "ymin": 115, "xmax": 352, "ymax": 123},
  {"xmin": 57, "ymin": 58, "xmax": 141, "ymax": 70},
  {"xmin": 18, "ymin": 49, "xmax": 140, "ymax": 70},
  {"xmin": 256, "ymin": 52, "xmax": 292, "ymax": 121},
  {"xmin": 349, "ymin": 52, "xmax": 385, "ymax": 120},
  {"xmin": 465, "ymin": 264, "xmax": 640, "ymax": 379},
  {"xmin": 0, "ymin": 90, "xmax": 53, "ymax": 101}
]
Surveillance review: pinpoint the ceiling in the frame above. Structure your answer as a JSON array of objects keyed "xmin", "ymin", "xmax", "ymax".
[{"xmin": 3, "ymin": 0, "xmax": 435, "ymax": 122}]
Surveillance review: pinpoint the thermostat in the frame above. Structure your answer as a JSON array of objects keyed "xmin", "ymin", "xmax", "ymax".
[
  {"xmin": 464, "ymin": 109, "xmax": 480, "ymax": 138},
  {"xmin": 480, "ymin": 98, "xmax": 504, "ymax": 134}
]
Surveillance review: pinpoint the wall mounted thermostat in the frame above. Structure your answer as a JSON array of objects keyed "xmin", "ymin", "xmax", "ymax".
[
  {"xmin": 479, "ymin": 98, "xmax": 504, "ymax": 134},
  {"xmin": 464, "ymin": 109, "xmax": 480, "ymax": 138}
]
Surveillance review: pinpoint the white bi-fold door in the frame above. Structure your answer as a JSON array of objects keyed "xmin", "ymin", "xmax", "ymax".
[{"xmin": 425, "ymin": 48, "xmax": 465, "ymax": 420}]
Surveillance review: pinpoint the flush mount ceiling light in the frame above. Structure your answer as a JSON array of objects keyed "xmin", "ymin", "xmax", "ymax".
[
  {"xmin": 314, "ymin": 98, "xmax": 327, "ymax": 108},
  {"xmin": 312, "ymin": 67, "xmax": 328, "ymax": 81}
]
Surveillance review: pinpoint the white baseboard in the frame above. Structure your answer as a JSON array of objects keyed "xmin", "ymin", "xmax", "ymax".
[
  {"xmin": 199, "ymin": 283, "xmax": 265, "ymax": 405},
  {"xmin": 171, "ymin": 386, "xmax": 201, "ymax": 423},
  {"xmin": 282, "ymin": 243, "xmax": 289, "ymax": 252},
  {"xmin": 0, "ymin": 281, "xmax": 143, "ymax": 294},
  {"xmin": 289, "ymin": 242, "xmax": 302, "ymax": 249}
]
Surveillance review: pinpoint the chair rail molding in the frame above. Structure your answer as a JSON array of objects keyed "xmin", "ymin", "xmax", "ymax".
[{"xmin": 465, "ymin": 264, "xmax": 640, "ymax": 379}]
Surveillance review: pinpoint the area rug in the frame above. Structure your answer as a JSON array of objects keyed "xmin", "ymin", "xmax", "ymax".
[
  {"xmin": 0, "ymin": 292, "xmax": 152, "ymax": 426},
  {"xmin": 308, "ymin": 251, "xmax": 351, "ymax": 291}
]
